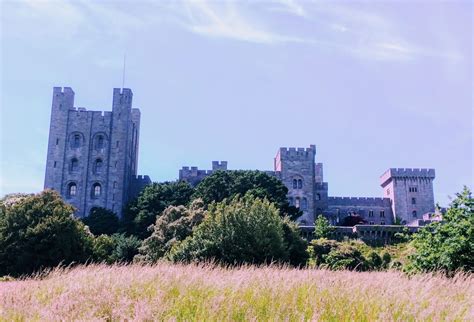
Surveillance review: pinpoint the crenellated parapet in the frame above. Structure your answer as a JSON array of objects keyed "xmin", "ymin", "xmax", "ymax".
[
  {"xmin": 328, "ymin": 196, "xmax": 391, "ymax": 207},
  {"xmin": 380, "ymin": 168, "xmax": 435, "ymax": 186}
]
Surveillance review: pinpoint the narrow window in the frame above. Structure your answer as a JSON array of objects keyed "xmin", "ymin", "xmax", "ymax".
[
  {"xmin": 113, "ymin": 181, "xmax": 117, "ymax": 188},
  {"xmin": 114, "ymin": 161, "xmax": 118, "ymax": 168},
  {"xmin": 316, "ymin": 193, "xmax": 321, "ymax": 200},
  {"xmin": 92, "ymin": 183, "xmax": 101, "ymax": 198},
  {"xmin": 295, "ymin": 197, "xmax": 300, "ymax": 208},
  {"xmin": 96, "ymin": 135, "xmax": 104, "ymax": 149},
  {"xmin": 292, "ymin": 179, "xmax": 297, "ymax": 189},
  {"xmin": 68, "ymin": 183, "xmax": 77, "ymax": 197},
  {"xmin": 369, "ymin": 210, "xmax": 374, "ymax": 217},
  {"xmin": 56, "ymin": 138, "xmax": 59, "ymax": 145},
  {"xmin": 70, "ymin": 158, "xmax": 78, "ymax": 172},
  {"xmin": 381, "ymin": 221, "xmax": 385, "ymax": 225},
  {"xmin": 94, "ymin": 159, "xmax": 103, "ymax": 174},
  {"xmin": 297, "ymin": 179, "xmax": 303, "ymax": 189},
  {"xmin": 412, "ymin": 210, "xmax": 417, "ymax": 217},
  {"xmin": 112, "ymin": 193, "xmax": 115, "ymax": 201},
  {"xmin": 53, "ymin": 161, "xmax": 57, "ymax": 168},
  {"xmin": 116, "ymin": 141, "xmax": 119, "ymax": 147},
  {"xmin": 73, "ymin": 134, "xmax": 81, "ymax": 148},
  {"xmin": 412, "ymin": 197, "xmax": 416, "ymax": 205},
  {"xmin": 302, "ymin": 197, "xmax": 307, "ymax": 210},
  {"xmin": 369, "ymin": 221, "xmax": 374, "ymax": 225},
  {"xmin": 380, "ymin": 210, "xmax": 385, "ymax": 218}
]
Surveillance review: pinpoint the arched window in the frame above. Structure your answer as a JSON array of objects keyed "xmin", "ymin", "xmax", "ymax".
[
  {"xmin": 297, "ymin": 179, "xmax": 303, "ymax": 189},
  {"xmin": 302, "ymin": 197, "xmax": 307, "ymax": 210},
  {"xmin": 73, "ymin": 134, "xmax": 81, "ymax": 147},
  {"xmin": 94, "ymin": 159, "xmax": 103, "ymax": 174},
  {"xmin": 67, "ymin": 182, "xmax": 77, "ymax": 198},
  {"xmin": 316, "ymin": 193, "xmax": 321, "ymax": 200},
  {"xmin": 92, "ymin": 183, "xmax": 101, "ymax": 198},
  {"xmin": 292, "ymin": 179, "xmax": 297, "ymax": 189},
  {"xmin": 96, "ymin": 135, "xmax": 104, "ymax": 149},
  {"xmin": 295, "ymin": 197, "xmax": 300, "ymax": 208},
  {"xmin": 412, "ymin": 210, "xmax": 417, "ymax": 217},
  {"xmin": 70, "ymin": 158, "xmax": 78, "ymax": 172}
]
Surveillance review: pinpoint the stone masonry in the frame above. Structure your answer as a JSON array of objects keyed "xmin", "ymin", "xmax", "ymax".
[{"xmin": 44, "ymin": 87, "xmax": 150, "ymax": 218}]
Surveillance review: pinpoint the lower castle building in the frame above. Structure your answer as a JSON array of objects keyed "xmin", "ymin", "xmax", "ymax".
[
  {"xmin": 180, "ymin": 145, "xmax": 437, "ymax": 227},
  {"xmin": 44, "ymin": 87, "xmax": 437, "ymax": 227}
]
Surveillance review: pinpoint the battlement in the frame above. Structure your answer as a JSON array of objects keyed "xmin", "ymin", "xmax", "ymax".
[
  {"xmin": 380, "ymin": 168, "xmax": 435, "ymax": 186},
  {"xmin": 132, "ymin": 175, "xmax": 151, "ymax": 182},
  {"xmin": 328, "ymin": 196, "xmax": 391, "ymax": 207},
  {"xmin": 276, "ymin": 145, "xmax": 316, "ymax": 161},
  {"xmin": 53, "ymin": 87, "xmax": 74, "ymax": 95},
  {"xmin": 212, "ymin": 161, "xmax": 228, "ymax": 171}
]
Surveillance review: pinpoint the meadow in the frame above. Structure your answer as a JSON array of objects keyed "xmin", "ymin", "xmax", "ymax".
[{"xmin": 1, "ymin": 263, "xmax": 473, "ymax": 321}]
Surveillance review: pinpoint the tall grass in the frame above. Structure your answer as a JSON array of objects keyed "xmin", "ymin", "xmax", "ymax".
[{"xmin": 1, "ymin": 263, "xmax": 473, "ymax": 321}]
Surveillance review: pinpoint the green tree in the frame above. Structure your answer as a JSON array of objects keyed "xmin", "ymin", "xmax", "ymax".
[
  {"xmin": 0, "ymin": 190, "xmax": 92, "ymax": 276},
  {"xmin": 92, "ymin": 233, "xmax": 141, "ymax": 264},
  {"xmin": 121, "ymin": 181, "xmax": 195, "ymax": 238},
  {"xmin": 136, "ymin": 199, "xmax": 206, "ymax": 263},
  {"xmin": 82, "ymin": 207, "xmax": 119, "ymax": 235},
  {"xmin": 407, "ymin": 187, "xmax": 473, "ymax": 274},
  {"xmin": 193, "ymin": 170, "xmax": 300, "ymax": 220},
  {"xmin": 314, "ymin": 215, "xmax": 335, "ymax": 239},
  {"xmin": 281, "ymin": 218, "xmax": 309, "ymax": 266},
  {"xmin": 169, "ymin": 195, "xmax": 288, "ymax": 265}
]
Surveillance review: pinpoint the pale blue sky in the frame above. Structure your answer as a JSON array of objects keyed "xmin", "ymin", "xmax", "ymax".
[{"xmin": 1, "ymin": 0, "xmax": 472, "ymax": 206}]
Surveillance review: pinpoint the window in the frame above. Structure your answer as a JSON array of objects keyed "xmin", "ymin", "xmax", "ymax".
[
  {"xmin": 56, "ymin": 138, "xmax": 59, "ymax": 145},
  {"xmin": 302, "ymin": 197, "xmax": 307, "ymax": 210},
  {"xmin": 116, "ymin": 141, "xmax": 119, "ymax": 148},
  {"xmin": 380, "ymin": 210, "xmax": 385, "ymax": 218},
  {"xmin": 94, "ymin": 159, "xmax": 103, "ymax": 174},
  {"xmin": 68, "ymin": 183, "xmax": 77, "ymax": 198},
  {"xmin": 70, "ymin": 158, "xmax": 78, "ymax": 172},
  {"xmin": 295, "ymin": 197, "xmax": 300, "ymax": 208},
  {"xmin": 92, "ymin": 183, "xmax": 101, "ymax": 198},
  {"xmin": 113, "ymin": 181, "xmax": 118, "ymax": 188},
  {"xmin": 53, "ymin": 161, "xmax": 57, "ymax": 168},
  {"xmin": 412, "ymin": 197, "xmax": 416, "ymax": 205},
  {"xmin": 369, "ymin": 210, "xmax": 374, "ymax": 217},
  {"xmin": 369, "ymin": 221, "xmax": 375, "ymax": 225},
  {"xmin": 316, "ymin": 193, "xmax": 321, "ymax": 200},
  {"xmin": 297, "ymin": 179, "xmax": 303, "ymax": 189},
  {"xmin": 114, "ymin": 161, "xmax": 118, "ymax": 168},
  {"xmin": 409, "ymin": 187, "xmax": 418, "ymax": 193},
  {"xmin": 288, "ymin": 197, "xmax": 293, "ymax": 206},
  {"xmin": 293, "ymin": 179, "xmax": 297, "ymax": 189},
  {"xmin": 96, "ymin": 135, "xmax": 105, "ymax": 149},
  {"xmin": 381, "ymin": 221, "xmax": 385, "ymax": 225},
  {"xmin": 412, "ymin": 210, "xmax": 417, "ymax": 217},
  {"xmin": 73, "ymin": 134, "xmax": 81, "ymax": 148}
]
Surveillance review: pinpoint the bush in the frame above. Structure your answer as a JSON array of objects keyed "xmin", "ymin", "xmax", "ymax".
[
  {"xmin": 169, "ymin": 195, "xmax": 289, "ymax": 265},
  {"xmin": 407, "ymin": 187, "xmax": 473, "ymax": 274},
  {"xmin": 82, "ymin": 207, "xmax": 119, "ymax": 235},
  {"xmin": 314, "ymin": 215, "xmax": 335, "ymax": 239},
  {"xmin": 136, "ymin": 199, "xmax": 206, "ymax": 263},
  {"xmin": 92, "ymin": 233, "xmax": 141, "ymax": 264},
  {"xmin": 0, "ymin": 190, "xmax": 92, "ymax": 276}
]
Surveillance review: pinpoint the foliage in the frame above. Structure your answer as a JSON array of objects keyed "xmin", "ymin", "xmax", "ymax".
[
  {"xmin": 314, "ymin": 215, "xmax": 335, "ymax": 239},
  {"xmin": 281, "ymin": 218, "xmax": 308, "ymax": 266},
  {"xmin": 0, "ymin": 190, "xmax": 92, "ymax": 276},
  {"xmin": 121, "ymin": 181, "xmax": 195, "ymax": 238},
  {"xmin": 407, "ymin": 187, "xmax": 474, "ymax": 274},
  {"xmin": 82, "ymin": 207, "xmax": 119, "ymax": 235},
  {"xmin": 193, "ymin": 170, "xmax": 300, "ymax": 220},
  {"xmin": 136, "ymin": 199, "xmax": 206, "ymax": 263},
  {"xmin": 340, "ymin": 214, "xmax": 366, "ymax": 226},
  {"xmin": 92, "ymin": 233, "xmax": 141, "ymax": 264},
  {"xmin": 169, "ymin": 195, "xmax": 288, "ymax": 265}
]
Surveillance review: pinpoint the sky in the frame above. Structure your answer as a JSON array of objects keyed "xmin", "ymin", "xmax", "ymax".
[{"xmin": 0, "ymin": 0, "xmax": 472, "ymax": 206}]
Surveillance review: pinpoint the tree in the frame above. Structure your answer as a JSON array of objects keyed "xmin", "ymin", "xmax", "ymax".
[
  {"xmin": 92, "ymin": 233, "xmax": 141, "ymax": 264},
  {"xmin": 121, "ymin": 181, "xmax": 195, "ymax": 238},
  {"xmin": 82, "ymin": 207, "xmax": 119, "ymax": 235},
  {"xmin": 193, "ymin": 170, "xmax": 300, "ymax": 220},
  {"xmin": 407, "ymin": 187, "xmax": 473, "ymax": 274},
  {"xmin": 0, "ymin": 190, "xmax": 92, "ymax": 276},
  {"xmin": 136, "ymin": 199, "xmax": 206, "ymax": 263},
  {"xmin": 314, "ymin": 215, "xmax": 335, "ymax": 239},
  {"xmin": 281, "ymin": 218, "xmax": 309, "ymax": 266},
  {"xmin": 168, "ymin": 195, "xmax": 288, "ymax": 265},
  {"xmin": 340, "ymin": 214, "xmax": 366, "ymax": 226}
]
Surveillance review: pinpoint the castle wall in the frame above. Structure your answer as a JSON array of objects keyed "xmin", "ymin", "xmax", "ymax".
[{"xmin": 325, "ymin": 197, "xmax": 394, "ymax": 225}]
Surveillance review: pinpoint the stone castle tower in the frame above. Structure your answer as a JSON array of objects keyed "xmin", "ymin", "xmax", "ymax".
[
  {"xmin": 44, "ymin": 87, "xmax": 150, "ymax": 217},
  {"xmin": 380, "ymin": 168, "xmax": 436, "ymax": 224}
]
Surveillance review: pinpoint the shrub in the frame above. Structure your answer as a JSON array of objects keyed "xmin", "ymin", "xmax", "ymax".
[
  {"xmin": 314, "ymin": 215, "xmax": 335, "ymax": 239},
  {"xmin": 92, "ymin": 233, "xmax": 141, "ymax": 264},
  {"xmin": 169, "ymin": 195, "xmax": 288, "ymax": 265},
  {"xmin": 0, "ymin": 190, "xmax": 92, "ymax": 276}
]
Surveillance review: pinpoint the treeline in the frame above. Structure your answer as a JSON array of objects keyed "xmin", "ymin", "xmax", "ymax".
[{"xmin": 0, "ymin": 170, "xmax": 472, "ymax": 277}]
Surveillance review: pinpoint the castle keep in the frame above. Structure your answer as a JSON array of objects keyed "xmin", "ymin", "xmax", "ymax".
[
  {"xmin": 180, "ymin": 145, "xmax": 437, "ymax": 227},
  {"xmin": 44, "ymin": 87, "xmax": 436, "ymax": 226},
  {"xmin": 44, "ymin": 87, "xmax": 150, "ymax": 217}
]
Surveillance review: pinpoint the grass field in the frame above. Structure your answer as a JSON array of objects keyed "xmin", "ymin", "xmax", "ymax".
[{"xmin": 1, "ymin": 263, "xmax": 473, "ymax": 321}]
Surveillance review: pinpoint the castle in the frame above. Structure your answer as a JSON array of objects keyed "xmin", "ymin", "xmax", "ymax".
[
  {"xmin": 45, "ymin": 87, "xmax": 437, "ymax": 227},
  {"xmin": 180, "ymin": 149, "xmax": 437, "ymax": 227},
  {"xmin": 44, "ymin": 87, "xmax": 150, "ymax": 217}
]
